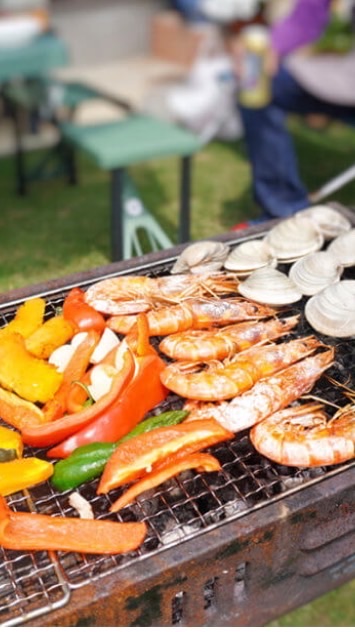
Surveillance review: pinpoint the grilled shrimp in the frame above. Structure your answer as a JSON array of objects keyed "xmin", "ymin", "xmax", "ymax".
[
  {"xmin": 159, "ymin": 315, "xmax": 299, "ymax": 361},
  {"xmin": 108, "ymin": 297, "xmax": 276, "ymax": 336},
  {"xmin": 160, "ymin": 336, "xmax": 323, "ymax": 401},
  {"xmin": 250, "ymin": 402, "xmax": 355, "ymax": 467},
  {"xmin": 85, "ymin": 273, "xmax": 239, "ymax": 316},
  {"xmin": 185, "ymin": 348, "xmax": 335, "ymax": 432}
]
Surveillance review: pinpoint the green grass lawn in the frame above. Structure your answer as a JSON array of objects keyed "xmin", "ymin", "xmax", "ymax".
[
  {"xmin": 0, "ymin": 115, "xmax": 354, "ymax": 625},
  {"xmin": 1, "ymin": 116, "xmax": 355, "ymax": 292}
]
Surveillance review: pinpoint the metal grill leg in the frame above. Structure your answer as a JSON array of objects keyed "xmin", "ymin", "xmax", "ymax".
[
  {"xmin": 179, "ymin": 155, "xmax": 191, "ymax": 244},
  {"xmin": 111, "ymin": 167, "xmax": 125, "ymax": 261}
]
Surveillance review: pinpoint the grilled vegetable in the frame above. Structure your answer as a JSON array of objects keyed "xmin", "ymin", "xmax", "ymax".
[
  {"xmin": 63, "ymin": 287, "xmax": 106, "ymax": 333},
  {"xmin": 0, "ymin": 426, "xmax": 23, "ymax": 462},
  {"xmin": 47, "ymin": 314, "xmax": 168, "ymax": 458},
  {"xmin": 25, "ymin": 314, "xmax": 75, "ymax": 359},
  {"xmin": 97, "ymin": 419, "xmax": 234, "ymax": 495},
  {"xmin": 0, "ymin": 332, "xmax": 63, "ymax": 404},
  {"xmin": 47, "ymin": 351, "xmax": 168, "ymax": 458},
  {"xmin": 51, "ymin": 410, "xmax": 189, "ymax": 491},
  {"xmin": 0, "ymin": 495, "xmax": 146, "ymax": 554},
  {"xmin": 43, "ymin": 330, "xmax": 100, "ymax": 421},
  {"xmin": 1, "ymin": 297, "xmax": 45, "ymax": 338},
  {"xmin": 0, "ymin": 457, "xmax": 53, "ymax": 496},
  {"xmin": 109, "ymin": 452, "xmax": 221, "ymax": 512},
  {"xmin": 21, "ymin": 346, "xmax": 135, "ymax": 448}
]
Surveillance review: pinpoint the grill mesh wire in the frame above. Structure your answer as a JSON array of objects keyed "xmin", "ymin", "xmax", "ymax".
[{"xmin": 0, "ymin": 254, "xmax": 354, "ymax": 625}]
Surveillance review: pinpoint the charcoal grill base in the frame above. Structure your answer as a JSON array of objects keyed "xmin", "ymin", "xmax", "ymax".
[{"xmin": 23, "ymin": 468, "xmax": 354, "ymax": 627}]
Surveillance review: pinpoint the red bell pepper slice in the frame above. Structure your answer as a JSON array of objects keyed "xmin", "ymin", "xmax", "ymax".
[
  {"xmin": 63, "ymin": 287, "xmax": 106, "ymax": 333},
  {"xmin": 0, "ymin": 496, "xmax": 146, "ymax": 555},
  {"xmin": 109, "ymin": 452, "xmax": 221, "ymax": 512},
  {"xmin": 21, "ymin": 346, "xmax": 135, "ymax": 448},
  {"xmin": 47, "ymin": 352, "xmax": 168, "ymax": 458},
  {"xmin": 43, "ymin": 329, "xmax": 100, "ymax": 421},
  {"xmin": 97, "ymin": 419, "xmax": 233, "ymax": 495}
]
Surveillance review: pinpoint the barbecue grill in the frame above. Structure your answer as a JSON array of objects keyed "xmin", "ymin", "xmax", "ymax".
[{"xmin": 0, "ymin": 206, "xmax": 354, "ymax": 627}]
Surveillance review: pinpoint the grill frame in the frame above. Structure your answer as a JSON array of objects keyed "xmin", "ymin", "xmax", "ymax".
[{"xmin": 0, "ymin": 206, "xmax": 354, "ymax": 627}]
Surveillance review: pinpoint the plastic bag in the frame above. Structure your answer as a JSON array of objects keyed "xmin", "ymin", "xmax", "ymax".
[
  {"xmin": 166, "ymin": 51, "xmax": 243, "ymax": 143},
  {"xmin": 200, "ymin": 0, "xmax": 262, "ymax": 23}
]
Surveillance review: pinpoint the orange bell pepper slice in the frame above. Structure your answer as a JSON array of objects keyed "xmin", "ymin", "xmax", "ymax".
[
  {"xmin": 109, "ymin": 452, "xmax": 221, "ymax": 512},
  {"xmin": 0, "ymin": 496, "xmax": 146, "ymax": 555},
  {"xmin": 63, "ymin": 287, "xmax": 106, "ymax": 333},
  {"xmin": 65, "ymin": 372, "xmax": 92, "ymax": 414},
  {"xmin": 21, "ymin": 346, "xmax": 135, "ymax": 448},
  {"xmin": 0, "ymin": 386, "xmax": 45, "ymax": 430},
  {"xmin": 125, "ymin": 312, "xmax": 155, "ymax": 356},
  {"xmin": 98, "ymin": 419, "xmax": 233, "ymax": 495},
  {"xmin": 43, "ymin": 329, "xmax": 100, "ymax": 421}
]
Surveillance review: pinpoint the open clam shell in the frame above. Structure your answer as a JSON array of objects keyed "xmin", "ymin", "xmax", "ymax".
[
  {"xmin": 305, "ymin": 280, "xmax": 355, "ymax": 338},
  {"xmin": 264, "ymin": 215, "xmax": 324, "ymax": 262},
  {"xmin": 224, "ymin": 239, "xmax": 277, "ymax": 276},
  {"xmin": 297, "ymin": 205, "xmax": 351, "ymax": 239},
  {"xmin": 238, "ymin": 266, "xmax": 303, "ymax": 306},
  {"xmin": 171, "ymin": 241, "xmax": 230, "ymax": 275},
  {"xmin": 327, "ymin": 228, "xmax": 355, "ymax": 268},
  {"xmin": 289, "ymin": 251, "xmax": 343, "ymax": 296}
]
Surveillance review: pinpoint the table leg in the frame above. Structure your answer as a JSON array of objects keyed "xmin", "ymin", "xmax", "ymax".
[
  {"xmin": 179, "ymin": 155, "xmax": 191, "ymax": 244},
  {"xmin": 111, "ymin": 167, "xmax": 124, "ymax": 261},
  {"xmin": 11, "ymin": 102, "xmax": 26, "ymax": 196}
]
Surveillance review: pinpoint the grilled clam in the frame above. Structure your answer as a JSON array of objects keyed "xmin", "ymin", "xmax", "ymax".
[
  {"xmin": 224, "ymin": 239, "xmax": 277, "ymax": 276},
  {"xmin": 327, "ymin": 229, "xmax": 355, "ymax": 268},
  {"xmin": 264, "ymin": 215, "xmax": 324, "ymax": 262},
  {"xmin": 238, "ymin": 266, "xmax": 302, "ymax": 306},
  {"xmin": 171, "ymin": 241, "xmax": 230, "ymax": 275},
  {"xmin": 305, "ymin": 280, "xmax": 355, "ymax": 338},
  {"xmin": 297, "ymin": 205, "xmax": 351, "ymax": 239},
  {"xmin": 289, "ymin": 251, "xmax": 343, "ymax": 296}
]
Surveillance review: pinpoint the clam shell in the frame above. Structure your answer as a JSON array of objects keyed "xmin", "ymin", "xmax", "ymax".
[
  {"xmin": 238, "ymin": 266, "xmax": 303, "ymax": 306},
  {"xmin": 289, "ymin": 251, "xmax": 343, "ymax": 296},
  {"xmin": 297, "ymin": 205, "xmax": 351, "ymax": 239},
  {"xmin": 264, "ymin": 215, "xmax": 324, "ymax": 262},
  {"xmin": 327, "ymin": 229, "xmax": 355, "ymax": 268},
  {"xmin": 224, "ymin": 239, "xmax": 277, "ymax": 276},
  {"xmin": 305, "ymin": 280, "xmax": 355, "ymax": 338},
  {"xmin": 171, "ymin": 241, "xmax": 230, "ymax": 275}
]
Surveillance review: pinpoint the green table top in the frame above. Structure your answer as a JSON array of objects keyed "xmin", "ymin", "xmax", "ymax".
[
  {"xmin": 60, "ymin": 115, "xmax": 202, "ymax": 169},
  {"xmin": 0, "ymin": 32, "xmax": 69, "ymax": 83}
]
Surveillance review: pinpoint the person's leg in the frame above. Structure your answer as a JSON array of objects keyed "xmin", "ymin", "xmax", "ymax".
[{"xmin": 239, "ymin": 66, "xmax": 355, "ymax": 220}]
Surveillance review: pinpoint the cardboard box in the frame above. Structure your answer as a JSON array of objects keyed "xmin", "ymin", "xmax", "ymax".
[{"xmin": 151, "ymin": 11, "xmax": 208, "ymax": 68}]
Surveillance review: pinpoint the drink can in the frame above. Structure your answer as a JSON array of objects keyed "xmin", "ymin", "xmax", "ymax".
[{"xmin": 238, "ymin": 25, "xmax": 271, "ymax": 108}]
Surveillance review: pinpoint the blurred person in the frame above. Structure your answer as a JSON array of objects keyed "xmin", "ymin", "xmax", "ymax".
[{"xmin": 233, "ymin": 0, "xmax": 355, "ymax": 224}]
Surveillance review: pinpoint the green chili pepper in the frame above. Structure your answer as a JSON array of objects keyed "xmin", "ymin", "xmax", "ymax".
[{"xmin": 51, "ymin": 409, "xmax": 189, "ymax": 492}]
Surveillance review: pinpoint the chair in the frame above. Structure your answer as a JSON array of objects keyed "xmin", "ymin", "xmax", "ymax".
[{"xmin": 60, "ymin": 114, "xmax": 201, "ymax": 261}]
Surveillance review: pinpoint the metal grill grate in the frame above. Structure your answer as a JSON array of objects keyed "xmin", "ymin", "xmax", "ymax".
[{"xmin": 0, "ymin": 235, "xmax": 354, "ymax": 626}]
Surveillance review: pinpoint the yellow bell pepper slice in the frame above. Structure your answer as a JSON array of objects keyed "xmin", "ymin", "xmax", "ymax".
[
  {"xmin": 25, "ymin": 314, "xmax": 75, "ymax": 359},
  {"xmin": 0, "ymin": 427, "xmax": 23, "ymax": 461},
  {"xmin": 1, "ymin": 297, "xmax": 46, "ymax": 338},
  {"xmin": 0, "ymin": 332, "xmax": 63, "ymax": 404},
  {"xmin": 0, "ymin": 457, "xmax": 54, "ymax": 496}
]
